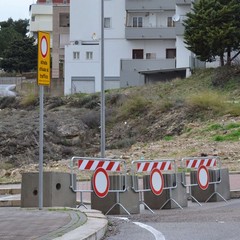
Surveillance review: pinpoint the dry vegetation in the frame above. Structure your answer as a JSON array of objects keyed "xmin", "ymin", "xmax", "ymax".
[{"xmin": 1, "ymin": 66, "xmax": 240, "ymax": 183}]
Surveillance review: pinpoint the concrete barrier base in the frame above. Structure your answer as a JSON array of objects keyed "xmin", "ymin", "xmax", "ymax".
[
  {"xmin": 21, "ymin": 172, "xmax": 76, "ymax": 208},
  {"xmin": 191, "ymin": 168, "xmax": 230, "ymax": 202},
  {"xmin": 91, "ymin": 175, "xmax": 139, "ymax": 215},
  {"xmin": 143, "ymin": 173, "xmax": 188, "ymax": 209}
]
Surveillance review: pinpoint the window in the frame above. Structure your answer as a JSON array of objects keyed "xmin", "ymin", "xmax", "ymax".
[
  {"xmin": 86, "ymin": 51, "xmax": 93, "ymax": 60},
  {"xmin": 166, "ymin": 49, "xmax": 176, "ymax": 59},
  {"xmin": 167, "ymin": 17, "xmax": 175, "ymax": 27},
  {"xmin": 59, "ymin": 13, "xmax": 70, "ymax": 27},
  {"xmin": 104, "ymin": 18, "xmax": 111, "ymax": 28},
  {"xmin": 133, "ymin": 17, "xmax": 143, "ymax": 27},
  {"xmin": 132, "ymin": 49, "xmax": 144, "ymax": 59},
  {"xmin": 73, "ymin": 51, "xmax": 80, "ymax": 60},
  {"xmin": 31, "ymin": 16, "xmax": 35, "ymax": 22}
]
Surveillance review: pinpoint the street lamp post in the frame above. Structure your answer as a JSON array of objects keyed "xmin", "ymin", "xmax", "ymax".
[{"xmin": 100, "ymin": 0, "xmax": 105, "ymax": 158}]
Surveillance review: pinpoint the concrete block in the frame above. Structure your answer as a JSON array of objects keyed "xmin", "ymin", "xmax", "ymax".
[
  {"xmin": 143, "ymin": 173, "xmax": 187, "ymax": 209},
  {"xmin": 91, "ymin": 175, "xmax": 139, "ymax": 215},
  {"xmin": 21, "ymin": 172, "xmax": 76, "ymax": 208},
  {"xmin": 190, "ymin": 168, "xmax": 230, "ymax": 202}
]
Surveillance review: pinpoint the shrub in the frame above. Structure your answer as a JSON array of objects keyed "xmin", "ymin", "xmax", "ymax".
[
  {"xmin": 20, "ymin": 93, "xmax": 38, "ymax": 107},
  {"xmin": 107, "ymin": 137, "xmax": 136, "ymax": 149},
  {"xmin": 118, "ymin": 94, "xmax": 151, "ymax": 119},
  {"xmin": 185, "ymin": 90, "xmax": 227, "ymax": 114},
  {"xmin": 81, "ymin": 110, "xmax": 100, "ymax": 129}
]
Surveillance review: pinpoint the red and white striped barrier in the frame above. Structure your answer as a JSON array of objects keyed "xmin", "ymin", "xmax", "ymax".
[
  {"xmin": 69, "ymin": 157, "xmax": 127, "ymax": 209},
  {"xmin": 181, "ymin": 156, "xmax": 224, "ymax": 204},
  {"xmin": 186, "ymin": 158, "xmax": 217, "ymax": 169},
  {"xmin": 78, "ymin": 159, "xmax": 120, "ymax": 172},
  {"xmin": 137, "ymin": 161, "xmax": 172, "ymax": 172},
  {"xmin": 131, "ymin": 158, "xmax": 181, "ymax": 212}
]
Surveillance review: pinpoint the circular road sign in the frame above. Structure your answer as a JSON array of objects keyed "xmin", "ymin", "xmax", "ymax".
[
  {"xmin": 40, "ymin": 36, "xmax": 48, "ymax": 58},
  {"xmin": 150, "ymin": 168, "xmax": 164, "ymax": 196},
  {"xmin": 92, "ymin": 167, "xmax": 110, "ymax": 198},
  {"xmin": 197, "ymin": 165, "xmax": 209, "ymax": 190}
]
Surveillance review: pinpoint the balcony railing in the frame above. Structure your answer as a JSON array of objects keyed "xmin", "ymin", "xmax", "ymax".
[
  {"xmin": 121, "ymin": 58, "xmax": 176, "ymax": 72},
  {"xmin": 125, "ymin": 27, "xmax": 176, "ymax": 40},
  {"xmin": 125, "ymin": 0, "xmax": 176, "ymax": 11},
  {"xmin": 176, "ymin": 0, "xmax": 192, "ymax": 5}
]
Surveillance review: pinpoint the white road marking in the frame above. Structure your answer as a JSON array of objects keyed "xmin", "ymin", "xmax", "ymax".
[
  {"xmin": 112, "ymin": 217, "xmax": 130, "ymax": 222},
  {"xmin": 133, "ymin": 222, "xmax": 166, "ymax": 240},
  {"xmin": 112, "ymin": 217, "xmax": 166, "ymax": 240}
]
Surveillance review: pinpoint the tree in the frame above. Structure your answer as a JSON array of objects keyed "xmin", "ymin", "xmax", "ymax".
[
  {"xmin": 0, "ymin": 27, "xmax": 22, "ymax": 57},
  {"xmin": 0, "ymin": 18, "xmax": 29, "ymax": 57},
  {"xmin": 0, "ymin": 18, "xmax": 29, "ymax": 37},
  {"xmin": 183, "ymin": 0, "xmax": 240, "ymax": 66},
  {"xmin": 0, "ymin": 37, "xmax": 37, "ymax": 73}
]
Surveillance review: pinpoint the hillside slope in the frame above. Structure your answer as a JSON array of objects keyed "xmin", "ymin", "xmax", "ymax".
[{"xmin": 0, "ymin": 67, "xmax": 240, "ymax": 182}]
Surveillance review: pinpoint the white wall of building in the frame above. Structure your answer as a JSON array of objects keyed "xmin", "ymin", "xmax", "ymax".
[
  {"xmin": 29, "ymin": 4, "xmax": 53, "ymax": 46},
  {"xmin": 175, "ymin": 5, "xmax": 191, "ymax": 69},
  {"xmin": 70, "ymin": 0, "xmax": 101, "ymax": 42},
  {"xmin": 64, "ymin": 0, "xmax": 186, "ymax": 95}
]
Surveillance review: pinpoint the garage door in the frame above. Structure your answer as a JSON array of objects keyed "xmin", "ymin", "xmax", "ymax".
[{"xmin": 71, "ymin": 77, "xmax": 95, "ymax": 94}]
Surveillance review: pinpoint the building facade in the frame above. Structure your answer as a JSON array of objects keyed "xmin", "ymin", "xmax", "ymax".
[
  {"xmin": 29, "ymin": 0, "xmax": 70, "ymax": 79},
  {"xmin": 64, "ymin": 0, "xmax": 197, "ymax": 95}
]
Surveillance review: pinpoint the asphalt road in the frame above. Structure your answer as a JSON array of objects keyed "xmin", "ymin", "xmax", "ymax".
[
  {"xmin": 0, "ymin": 84, "xmax": 16, "ymax": 96},
  {"xmin": 105, "ymin": 199, "xmax": 240, "ymax": 240}
]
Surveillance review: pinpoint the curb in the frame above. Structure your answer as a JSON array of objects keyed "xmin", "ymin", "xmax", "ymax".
[{"xmin": 54, "ymin": 209, "xmax": 108, "ymax": 240}]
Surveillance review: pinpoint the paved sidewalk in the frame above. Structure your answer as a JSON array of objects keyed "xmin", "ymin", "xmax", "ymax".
[{"xmin": 0, "ymin": 207, "xmax": 107, "ymax": 240}]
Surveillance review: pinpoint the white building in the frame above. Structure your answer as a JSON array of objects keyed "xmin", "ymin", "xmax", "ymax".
[
  {"xmin": 64, "ymin": 0, "xmax": 196, "ymax": 95},
  {"xmin": 29, "ymin": 0, "xmax": 70, "ymax": 79},
  {"xmin": 29, "ymin": 3, "xmax": 53, "ymax": 45}
]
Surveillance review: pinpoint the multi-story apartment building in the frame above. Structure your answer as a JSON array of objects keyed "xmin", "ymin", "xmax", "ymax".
[
  {"xmin": 29, "ymin": 0, "xmax": 70, "ymax": 79},
  {"xmin": 64, "ymin": 0, "xmax": 197, "ymax": 94}
]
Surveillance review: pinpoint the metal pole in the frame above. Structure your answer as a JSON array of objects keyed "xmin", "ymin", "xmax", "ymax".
[
  {"xmin": 39, "ymin": 85, "xmax": 44, "ymax": 210},
  {"xmin": 100, "ymin": 0, "xmax": 105, "ymax": 158}
]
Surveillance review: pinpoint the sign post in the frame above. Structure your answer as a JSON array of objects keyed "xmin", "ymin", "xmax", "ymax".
[{"xmin": 37, "ymin": 31, "xmax": 50, "ymax": 210}]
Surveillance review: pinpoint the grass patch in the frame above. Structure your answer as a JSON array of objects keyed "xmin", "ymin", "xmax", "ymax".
[
  {"xmin": 206, "ymin": 123, "xmax": 223, "ymax": 131},
  {"xmin": 186, "ymin": 90, "xmax": 227, "ymax": 114},
  {"xmin": 163, "ymin": 135, "xmax": 174, "ymax": 141},
  {"xmin": 214, "ymin": 129, "xmax": 240, "ymax": 141}
]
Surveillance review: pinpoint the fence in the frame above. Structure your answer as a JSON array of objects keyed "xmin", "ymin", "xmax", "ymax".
[
  {"xmin": 181, "ymin": 156, "xmax": 227, "ymax": 205},
  {"xmin": 131, "ymin": 158, "xmax": 182, "ymax": 213},
  {"xmin": 69, "ymin": 156, "xmax": 130, "ymax": 215}
]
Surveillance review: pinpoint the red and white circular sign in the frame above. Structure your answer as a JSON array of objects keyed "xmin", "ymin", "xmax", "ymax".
[
  {"xmin": 92, "ymin": 167, "xmax": 110, "ymax": 198},
  {"xmin": 197, "ymin": 165, "xmax": 209, "ymax": 190},
  {"xmin": 150, "ymin": 168, "xmax": 164, "ymax": 196},
  {"xmin": 40, "ymin": 36, "xmax": 48, "ymax": 58}
]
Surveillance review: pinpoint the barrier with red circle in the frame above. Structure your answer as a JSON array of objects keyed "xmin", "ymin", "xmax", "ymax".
[
  {"xmin": 181, "ymin": 156, "xmax": 227, "ymax": 205},
  {"xmin": 131, "ymin": 158, "xmax": 182, "ymax": 213},
  {"xmin": 69, "ymin": 156, "xmax": 130, "ymax": 214}
]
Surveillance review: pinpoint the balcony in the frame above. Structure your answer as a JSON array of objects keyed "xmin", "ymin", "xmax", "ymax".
[
  {"xmin": 125, "ymin": 27, "xmax": 176, "ymax": 40},
  {"xmin": 125, "ymin": 0, "xmax": 175, "ymax": 11},
  {"xmin": 121, "ymin": 58, "xmax": 176, "ymax": 72},
  {"xmin": 176, "ymin": 0, "xmax": 192, "ymax": 5}
]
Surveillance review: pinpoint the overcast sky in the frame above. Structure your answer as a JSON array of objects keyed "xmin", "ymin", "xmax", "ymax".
[{"xmin": 0, "ymin": 0, "xmax": 36, "ymax": 22}]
